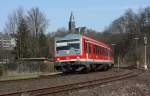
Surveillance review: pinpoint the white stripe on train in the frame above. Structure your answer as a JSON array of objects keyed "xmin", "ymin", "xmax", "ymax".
[{"xmin": 57, "ymin": 59, "xmax": 114, "ymax": 63}]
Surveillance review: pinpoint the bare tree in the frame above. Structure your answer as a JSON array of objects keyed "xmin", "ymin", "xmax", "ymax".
[
  {"xmin": 4, "ymin": 7, "xmax": 24, "ymax": 34},
  {"xmin": 102, "ymin": 7, "xmax": 150, "ymax": 66},
  {"xmin": 26, "ymin": 7, "xmax": 49, "ymax": 57},
  {"xmin": 27, "ymin": 7, "xmax": 49, "ymax": 37},
  {"xmin": 16, "ymin": 17, "xmax": 32, "ymax": 59}
]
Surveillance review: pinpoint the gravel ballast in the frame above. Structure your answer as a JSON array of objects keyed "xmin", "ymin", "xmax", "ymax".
[{"xmin": 0, "ymin": 68, "xmax": 130, "ymax": 95}]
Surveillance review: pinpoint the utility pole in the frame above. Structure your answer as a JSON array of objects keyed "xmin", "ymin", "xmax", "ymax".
[
  {"xmin": 111, "ymin": 43, "xmax": 117, "ymax": 71},
  {"xmin": 78, "ymin": 27, "xmax": 81, "ymax": 35},
  {"xmin": 117, "ymin": 56, "xmax": 120, "ymax": 72},
  {"xmin": 143, "ymin": 10, "xmax": 150, "ymax": 70},
  {"xmin": 144, "ymin": 36, "xmax": 148, "ymax": 70},
  {"xmin": 134, "ymin": 37, "xmax": 139, "ymax": 68},
  {"xmin": 111, "ymin": 43, "xmax": 116, "ymax": 63}
]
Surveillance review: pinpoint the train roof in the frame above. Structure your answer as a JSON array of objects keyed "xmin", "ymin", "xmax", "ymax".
[
  {"xmin": 55, "ymin": 34, "xmax": 111, "ymax": 49},
  {"xmin": 82, "ymin": 35, "xmax": 110, "ymax": 49},
  {"xmin": 55, "ymin": 34, "xmax": 81, "ymax": 41}
]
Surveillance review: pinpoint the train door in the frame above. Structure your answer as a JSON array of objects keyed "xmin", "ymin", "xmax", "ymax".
[
  {"xmin": 91, "ymin": 44, "xmax": 94, "ymax": 62},
  {"xmin": 87, "ymin": 43, "xmax": 94, "ymax": 63},
  {"xmin": 87, "ymin": 43, "xmax": 91, "ymax": 59},
  {"xmin": 84, "ymin": 40, "xmax": 88, "ymax": 59}
]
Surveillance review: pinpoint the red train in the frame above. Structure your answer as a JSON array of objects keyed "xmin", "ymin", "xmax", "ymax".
[{"xmin": 54, "ymin": 34, "xmax": 114, "ymax": 73}]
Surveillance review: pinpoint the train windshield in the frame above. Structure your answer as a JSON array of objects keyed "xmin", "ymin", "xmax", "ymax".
[{"xmin": 56, "ymin": 39, "xmax": 80, "ymax": 56}]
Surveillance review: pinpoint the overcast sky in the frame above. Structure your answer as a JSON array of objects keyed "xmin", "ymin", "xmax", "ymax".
[{"xmin": 0, "ymin": 0, "xmax": 150, "ymax": 32}]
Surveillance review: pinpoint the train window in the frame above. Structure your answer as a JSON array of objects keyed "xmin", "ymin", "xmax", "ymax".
[
  {"xmin": 99, "ymin": 46, "xmax": 101, "ymax": 55},
  {"xmin": 95, "ymin": 45, "xmax": 97, "ymax": 54},
  {"xmin": 97, "ymin": 46, "xmax": 98, "ymax": 55},
  {"xmin": 107, "ymin": 49, "xmax": 109, "ymax": 56},
  {"xmin": 104, "ymin": 48, "xmax": 106, "ymax": 55},
  {"xmin": 108, "ymin": 50, "xmax": 110, "ymax": 56},
  {"xmin": 98, "ymin": 46, "xmax": 100, "ymax": 55},
  {"xmin": 106, "ymin": 49, "xmax": 108, "ymax": 56},
  {"xmin": 104, "ymin": 48, "xmax": 107, "ymax": 56},
  {"xmin": 99, "ymin": 47, "xmax": 101, "ymax": 55},
  {"xmin": 97, "ymin": 46, "xmax": 99, "ymax": 55},
  {"xmin": 95, "ymin": 46, "xmax": 96, "ymax": 55},
  {"xmin": 103, "ymin": 48, "xmax": 104, "ymax": 55},
  {"xmin": 99, "ymin": 47, "xmax": 100, "ymax": 55},
  {"xmin": 101, "ymin": 48, "xmax": 104, "ymax": 55}
]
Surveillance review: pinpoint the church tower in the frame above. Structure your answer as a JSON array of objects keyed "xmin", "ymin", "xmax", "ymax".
[{"xmin": 68, "ymin": 12, "xmax": 75, "ymax": 33}]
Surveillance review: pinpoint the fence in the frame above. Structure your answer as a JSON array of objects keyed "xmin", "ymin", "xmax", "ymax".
[{"xmin": 0, "ymin": 59, "xmax": 55, "ymax": 77}]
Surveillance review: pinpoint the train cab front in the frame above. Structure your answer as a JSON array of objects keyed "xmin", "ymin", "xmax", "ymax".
[{"xmin": 54, "ymin": 34, "xmax": 84, "ymax": 73}]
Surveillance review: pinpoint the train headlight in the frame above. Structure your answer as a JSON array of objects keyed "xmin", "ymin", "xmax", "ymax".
[
  {"xmin": 77, "ymin": 56, "xmax": 80, "ymax": 59},
  {"xmin": 57, "ymin": 58, "xmax": 60, "ymax": 61}
]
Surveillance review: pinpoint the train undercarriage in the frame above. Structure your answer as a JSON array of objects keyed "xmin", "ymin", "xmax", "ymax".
[{"xmin": 54, "ymin": 61, "xmax": 114, "ymax": 73}]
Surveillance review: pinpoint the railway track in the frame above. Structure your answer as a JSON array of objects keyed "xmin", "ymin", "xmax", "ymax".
[{"xmin": 0, "ymin": 70, "xmax": 139, "ymax": 96}]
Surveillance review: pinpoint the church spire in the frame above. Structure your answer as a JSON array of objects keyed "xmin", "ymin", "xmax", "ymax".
[
  {"xmin": 69, "ymin": 12, "xmax": 75, "ymax": 33},
  {"xmin": 70, "ymin": 12, "xmax": 75, "ymax": 22}
]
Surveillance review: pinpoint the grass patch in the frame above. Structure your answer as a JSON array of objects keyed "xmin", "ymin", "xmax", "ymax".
[
  {"xmin": 0, "ymin": 72, "xmax": 39, "ymax": 81},
  {"xmin": 0, "ymin": 62, "xmax": 55, "ymax": 81}
]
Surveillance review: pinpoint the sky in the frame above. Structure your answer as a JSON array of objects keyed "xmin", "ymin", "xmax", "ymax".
[{"xmin": 0, "ymin": 0, "xmax": 150, "ymax": 32}]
